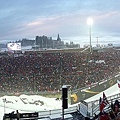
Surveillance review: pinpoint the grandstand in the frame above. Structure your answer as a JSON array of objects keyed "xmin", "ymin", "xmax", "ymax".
[
  {"xmin": 0, "ymin": 48, "xmax": 119, "ymax": 91},
  {"xmin": 0, "ymin": 47, "xmax": 120, "ymax": 119}
]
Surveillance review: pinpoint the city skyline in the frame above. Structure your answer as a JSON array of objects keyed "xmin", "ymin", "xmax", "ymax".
[{"xmin": 0, "ymin": 0, "xmax": 120, "ymax": 46}]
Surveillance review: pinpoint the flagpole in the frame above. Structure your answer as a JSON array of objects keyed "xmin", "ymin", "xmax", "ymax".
[
  {"xmin": 3, "ymin": 98, "xmax": 6, "ymax": 115},
  {"xmin": 103, "ymin": 92, "xmax": 117, "ymax": 119}
]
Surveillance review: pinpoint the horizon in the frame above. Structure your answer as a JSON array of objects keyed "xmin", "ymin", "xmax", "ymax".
[{"xmin": 0, "ymin": 35, "xmax": 120, "ymax": 48}]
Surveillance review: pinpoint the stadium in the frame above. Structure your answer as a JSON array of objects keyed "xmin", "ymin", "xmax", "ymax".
[
  {"xmin": 1, "ymin": 0, "xmax": 120, "ymax": 119},
  {"xmin": 0, "ymin": 44, "xmax": 120, "ymax": 119}
]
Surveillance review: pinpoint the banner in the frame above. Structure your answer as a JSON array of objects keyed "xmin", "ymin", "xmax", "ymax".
[{"xmin": 7, "ymin": 43, "xmax": 21, "ymax": 51}]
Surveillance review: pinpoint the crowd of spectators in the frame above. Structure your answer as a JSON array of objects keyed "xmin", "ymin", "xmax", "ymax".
[
  {"xmin": 91, "ymin": 99, "xmax": 120, "ymax": 120},
  {"xmin": 0, "ymin": 49, "xmax": 119, "ymax": 93},
  {"xmin": 70, "ymin": 99, "xmax": 120, "ymax": 120}
]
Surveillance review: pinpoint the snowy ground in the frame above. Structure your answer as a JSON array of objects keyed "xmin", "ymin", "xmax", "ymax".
[{"xmin": 0, "ymin": 83, "xmax": 119, "ymax": 119}]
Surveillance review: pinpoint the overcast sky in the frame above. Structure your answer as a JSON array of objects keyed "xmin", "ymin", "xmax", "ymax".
[{"xmin": 0, "ymin": 0, "xmax": 120, "ymax": 45}]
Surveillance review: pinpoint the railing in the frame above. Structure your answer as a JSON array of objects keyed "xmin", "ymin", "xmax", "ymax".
[
  {"xmin": 3, "ymin": 105, "xmax": 78, "ymax": 120},
  {"xmin": 37, "ymin": 105, "xmax": 78, "ymax": 117},
  {"xmin": 87, "ymin": 93, "xmax": 120, "ymax": 117},
  {"xmin": 3, "ymin": 93, "xmax": 120, "ymax": 119}
]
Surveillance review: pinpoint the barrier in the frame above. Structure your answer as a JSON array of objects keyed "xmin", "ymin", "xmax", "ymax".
[
  {"xmin": 3, "ymin": 106, "xmax": 78, "ymax": 120},
  {"xmin": 3, "ymin": 112, "xmax": 38, "ymax": 120},
  {"xmin": 3, "ymin": 94, "xmax": 120, "ymax": 119},
  {"xmin": 87, "ymin": 93, "xmax": 120, "ymax": 117}
]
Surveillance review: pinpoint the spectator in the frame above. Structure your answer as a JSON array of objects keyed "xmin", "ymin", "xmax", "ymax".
[
  {"xmin": 16, "ymin": 110, "xmax": 20, "ymax": 120},
  {"xmin": 0, "ymin": 50, "xmax": 119, "ymax": 92}
]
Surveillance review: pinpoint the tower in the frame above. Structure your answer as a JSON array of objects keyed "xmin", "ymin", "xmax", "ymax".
[{"xmin": 57, "ymin": 34, "xmax": 61, "ymax": 41}]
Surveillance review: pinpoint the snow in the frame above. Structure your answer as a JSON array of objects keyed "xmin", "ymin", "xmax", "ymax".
[
  {"xmin": 0, "ymin": 83, "xmax": 119, "ymax": 119},
  {"xmin": 0, "ymin": 95, "xmax": 64, "ymax": 119}
]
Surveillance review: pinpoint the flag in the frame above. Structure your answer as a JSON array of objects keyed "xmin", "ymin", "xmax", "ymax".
[
  {"xmin": 100, "ymin": 92, "xmax": 109, "ymax": 112},
  {"xmin": 103, "ymin": 92, "xmax": 109, "ymax": 105},
  {"xmin": 117, "ymin": 80, "xmax": 120, "ymax": 88}
]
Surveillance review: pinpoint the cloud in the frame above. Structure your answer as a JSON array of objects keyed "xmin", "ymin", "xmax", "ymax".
[
  {"xmin": 27, "ymin": 21, "xmax": 42, "ymax": 26},
  {"xmin": 95, "ymin": 11, "xmax": 119, "ymax": 20},
  {"xmin": 0, "ymin": 0, "xmax": 120, "ymax": 44}
]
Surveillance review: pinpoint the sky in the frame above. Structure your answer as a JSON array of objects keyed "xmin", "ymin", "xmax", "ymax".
[
  {"xmin": 0, "ymin": 83, "xmax": 119, "ymax": 119},
  {"xmin": 0, "ymin": 0, "xmax": 120, "ymax": 46}
]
